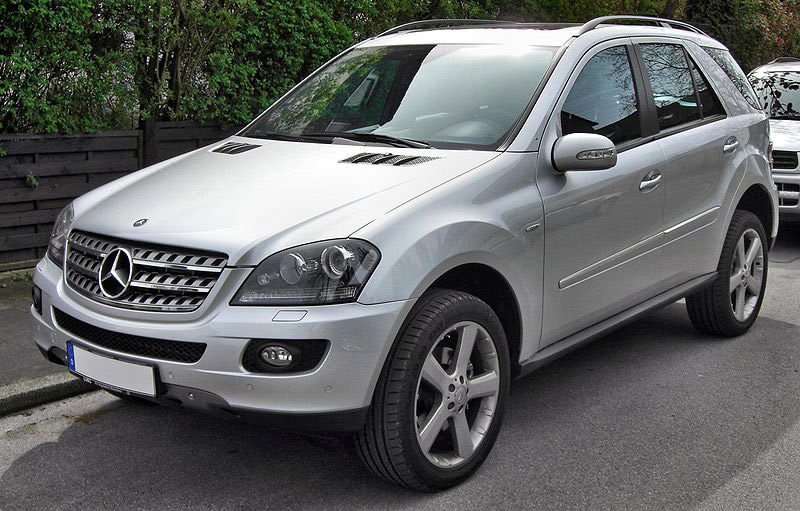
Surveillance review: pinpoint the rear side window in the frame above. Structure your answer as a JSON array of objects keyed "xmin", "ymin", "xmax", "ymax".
[
  {"xmin": 561, "ymin": 46, "xmax": 641, "ymax": 145},
  {"xmin": 640, "ymin": 43, "xmax": 701, "ymax": 131},
  {"xmin": 702, "ymin": 47, "xmax": 760, "ymax": 109},
  {"xmin": 690, "ymin": 59, "xmax": 725, "ymax": 117}
]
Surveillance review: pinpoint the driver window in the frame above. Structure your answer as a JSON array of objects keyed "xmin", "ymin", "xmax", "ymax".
[{"xmin": 561, "ymin": 46, "xmax": 642, "ymax": 145}]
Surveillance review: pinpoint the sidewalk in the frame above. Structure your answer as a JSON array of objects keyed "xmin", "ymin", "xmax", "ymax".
[
  {"xmin": 1, "ymin": 276, "xmax": 57, "ymax": 387},
  {"xmin": 0, "ymin": 272, "xmax": 93, "ymax": 416}
]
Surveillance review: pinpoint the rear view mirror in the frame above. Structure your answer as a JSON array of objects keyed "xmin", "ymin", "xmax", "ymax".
[{"xmin": 552, "ymin": 133, "xmax": 617, "ymax": 172}]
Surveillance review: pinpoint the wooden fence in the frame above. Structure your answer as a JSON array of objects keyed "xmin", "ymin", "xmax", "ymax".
[{"xmin": 0, "ymin": 121, "xmax": 239, "ymax": 270}]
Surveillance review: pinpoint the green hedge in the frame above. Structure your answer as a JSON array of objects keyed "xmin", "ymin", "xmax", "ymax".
[
  {"xmin": 685, "ymin": 0, "xmax": 800, "ymax": 72},
  {"xmin": 0, "ymin": 0, "xmax": 796, "ymax": 134}
]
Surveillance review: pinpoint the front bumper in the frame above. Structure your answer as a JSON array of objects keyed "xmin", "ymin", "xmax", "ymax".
[{"xmin": 31, "ymin": 256, "xmax": 415, "ymax": 431}]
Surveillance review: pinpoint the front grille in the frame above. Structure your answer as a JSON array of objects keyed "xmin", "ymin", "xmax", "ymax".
[
  {"xmin": 65, "ymin": 230, "xmax": 227, "ymax": 312},
  {"xmin": 773, "ymin": 150, "xmax": 798, "ymax": 170},
  {"xmin": 53, "ymin": 308, "xmax": 207, "ymax": 363}
]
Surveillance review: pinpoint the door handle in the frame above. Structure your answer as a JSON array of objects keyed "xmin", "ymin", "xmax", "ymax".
[
  {"xmin": 723, "ymin": 136, "xmax": 739, "ymax": 154},
  {"xmin": 639, "ymin": 170, "xmax": 662, "ymax": 193}
]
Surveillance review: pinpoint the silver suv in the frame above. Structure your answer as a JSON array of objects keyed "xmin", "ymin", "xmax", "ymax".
[
  {"xmin": 31, "ymin": 16, "xmax": 778, "ymax": 490},
  {"xmin": 748, "ymin": 57, "xmax": 800, "ymax": 216}
]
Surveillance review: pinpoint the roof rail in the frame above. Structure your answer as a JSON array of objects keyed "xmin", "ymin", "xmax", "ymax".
[
  {"xmin": 377, "ymin": 19, "xmax": 511, "ymax": 37},
  {"xmin": 578, "ymin": 15, "xmax": 708, "ymax": 36},
  {"xmin": 768, "ymin": 57, "xmax": 800, "ymax": 64}
]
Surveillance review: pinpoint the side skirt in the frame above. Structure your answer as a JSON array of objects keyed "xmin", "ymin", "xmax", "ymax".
[{"xmin": 517, "ymin": 272, "xmax": 717, "ymax": 379}]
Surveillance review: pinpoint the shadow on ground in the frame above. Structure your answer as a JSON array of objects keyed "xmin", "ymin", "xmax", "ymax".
[
  {"xmin": 773, "ymin": 221, "xmax": 800, "ymax": 263},
  {"xmin": 2, "ymin": 303, "xmax": 800, "ymax": 510}
]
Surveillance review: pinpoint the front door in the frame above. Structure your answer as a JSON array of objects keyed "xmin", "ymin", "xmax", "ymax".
[{"xmin": 537, "ymin": 42, "xmax": 666, "ymax": 347}]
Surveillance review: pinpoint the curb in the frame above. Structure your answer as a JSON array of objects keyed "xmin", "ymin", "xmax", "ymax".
[{"xmin": 0, "ymin": 372, "xmax": 95, "ymax": 417}]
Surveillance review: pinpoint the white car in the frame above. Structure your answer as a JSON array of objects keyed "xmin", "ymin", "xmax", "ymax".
[{"xmin": 749, "ymin": 58, "xmax": 800, "ymax": 217}]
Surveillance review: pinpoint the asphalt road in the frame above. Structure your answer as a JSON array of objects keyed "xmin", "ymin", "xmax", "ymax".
[{"xmin": 2, "ymin": 227, "xmax": 800, "ymax": 510}]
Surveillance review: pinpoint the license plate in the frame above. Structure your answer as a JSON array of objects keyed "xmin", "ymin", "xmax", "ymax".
[{"xmin": 67, "ymin": 342, "xmax": 157, "ymax": 397}]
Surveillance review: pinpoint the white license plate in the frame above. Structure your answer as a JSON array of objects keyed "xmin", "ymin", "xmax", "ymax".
[{"xmin": 67, "ymin": 343, "xmax": 157, "ymax": 397}]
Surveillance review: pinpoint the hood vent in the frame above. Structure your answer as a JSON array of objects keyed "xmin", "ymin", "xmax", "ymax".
[
  {"xmin": 212, "ymin": 141, "xmax": 260, "ymax": 154},
  {"xmin": 340, "ymin": 152, "xmax": 440, "ymax": 166}
]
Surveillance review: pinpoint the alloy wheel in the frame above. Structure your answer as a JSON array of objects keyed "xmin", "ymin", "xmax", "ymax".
[
  {"xmin": 414, "ymin": 321, "xmax": 500, "ymax": 468},
  {"xmin": 729, "ymin": 228, "xmax": 764, "ymax": 322}
]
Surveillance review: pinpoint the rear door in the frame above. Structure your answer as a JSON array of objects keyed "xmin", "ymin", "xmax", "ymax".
[{"xmin": 633, "ymin": 39, "xmax": 734, "ymax": 286}]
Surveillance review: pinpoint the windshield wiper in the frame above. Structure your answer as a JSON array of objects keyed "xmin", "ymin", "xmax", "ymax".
[
  {"xmin": 243, "ymin": 132, "xmax": 329, "ymax": 143},
  {"xmin": 770, "ymin": 115, "xmax": 800, "ymax": 121},
  {"xmin": 243, "ymin": 131, "xmax": 433, "ymax": 149},
  {"xmin": 303, "ymin": 131, "xmax": 433, "ymax": 149}
]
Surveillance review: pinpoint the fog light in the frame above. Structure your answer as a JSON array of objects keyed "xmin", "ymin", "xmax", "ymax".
[
  {"xmin": 32, "ymin": 285, "xmax": 42, "ymax": 315},
  {"xmin": 243, "ymin": 339, "xmax": 328, "ymax": 374},
  {"xmin": 259, "ymin": 344, "xmax": 295, "ymax": 368}
]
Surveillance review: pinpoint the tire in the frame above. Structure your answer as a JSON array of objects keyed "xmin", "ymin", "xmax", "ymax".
[
  {"xmin": 686, "ymin": 210, "xmax": 768, "ymax": 337},
  {"xmin": 355, "ymin": 289, "xmax": 511, "ymax": 491}
]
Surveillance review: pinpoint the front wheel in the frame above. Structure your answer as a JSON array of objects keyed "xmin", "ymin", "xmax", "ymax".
[
  {"xmin": 356, "ymin": 290, "xmax": 510, "ymax": 491},
  {"xmin": 686, "ymin": 210, "xmax": 768, "ymax": 336}
]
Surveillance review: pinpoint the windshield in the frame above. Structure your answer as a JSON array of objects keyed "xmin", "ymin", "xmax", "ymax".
[
  {"xmin": 242, "ymin": 44, "xmax": 556, "ymax": 150},
  {"xmin": 749, "ymin": 71, "xmax": 800, "ymax": 120}
]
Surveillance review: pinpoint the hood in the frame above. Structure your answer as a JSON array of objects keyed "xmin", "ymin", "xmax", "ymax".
[
  {"xmin": 73, "ymin": 136, "xmax": 498, "ymax": 265},
  {"xmin": 769, "ymin": 119, "xmax": 800, "ymax": 150}
]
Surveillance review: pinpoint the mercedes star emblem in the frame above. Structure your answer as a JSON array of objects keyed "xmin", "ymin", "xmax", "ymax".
[{"xmin": 98, "ymin": 248, "xmax": 133, "ymax": 298}]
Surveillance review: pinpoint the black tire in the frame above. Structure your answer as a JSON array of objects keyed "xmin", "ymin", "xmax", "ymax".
[
  {"xmin": 686, "ymin": 210, "xmax": 768, "ymax": 337},
  {"xmin": 355, "ymin": 289, "xmax": 511, "ymax": 491}
]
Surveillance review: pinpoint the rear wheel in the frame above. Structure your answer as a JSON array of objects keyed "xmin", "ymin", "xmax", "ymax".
[
  {"xmin": 686, "ymin": 210, "xmax": 768, "ymax": 336},
  {"xmin": 356, "ymin": 290, "xmax": 510, "ymax": 491}
]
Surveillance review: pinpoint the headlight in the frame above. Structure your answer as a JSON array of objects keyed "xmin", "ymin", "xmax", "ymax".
[
  {"xmin": 231, "ymin": 239, "xmax": 380, "ymax": 306},
  {"xmin": 46, "ymin": 203, "xmax": 74, "ymax": 268}
]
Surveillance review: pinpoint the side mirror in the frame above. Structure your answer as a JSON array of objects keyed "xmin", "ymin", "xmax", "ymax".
[{"xmin": 552, "ymin": 133, "xmax": 617, "ymax": 172}]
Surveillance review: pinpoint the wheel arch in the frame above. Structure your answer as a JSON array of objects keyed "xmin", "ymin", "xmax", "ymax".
[
  {"xmin": 735, "ymin": 183, "xmax": 775, "ymax": 245},
  {"xmin": 427, "ymin": 263, "xmax": 523, "ymax": 377}
]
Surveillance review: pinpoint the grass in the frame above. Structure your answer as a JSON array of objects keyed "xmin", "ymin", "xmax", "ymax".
[{"xmin": 0, "ymin": 268, "xmax": 34, "ymax": 283}]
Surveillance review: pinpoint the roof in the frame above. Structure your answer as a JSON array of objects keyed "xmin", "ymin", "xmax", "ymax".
[
  {"xmin": 357, "ymin": 16, "xmax": 722, "ymax": 49},
  {"xmin": 358, "ymin": 27, "xmax": 579, "ymax": 48},
  {"xmin": 750, "ymin": 60, "xmax": 800, "ymax": 74}
]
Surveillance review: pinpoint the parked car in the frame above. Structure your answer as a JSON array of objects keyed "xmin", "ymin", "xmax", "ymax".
[
  {"xmin": 31, "ymin": 15, "xmax": 777, "ymax": 491},
  {"xmin": 748, "ymin": 57, "xmax": 800, "ymax": 218}
]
